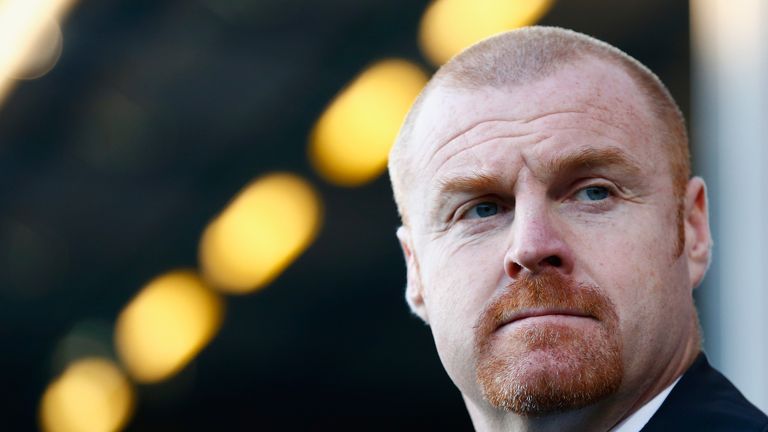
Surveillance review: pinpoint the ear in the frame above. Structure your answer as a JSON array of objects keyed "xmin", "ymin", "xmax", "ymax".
[
  {"xmin": 683, "ymin": 177, "xmax": 712, "ymax": 289},
  {"xmin": 396, "ymin": 226, "xmax": 429, "ymax": 324}
]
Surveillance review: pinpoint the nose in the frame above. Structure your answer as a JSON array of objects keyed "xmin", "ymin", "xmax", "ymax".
[{"xmin": 504, "ymin": 203, "xmax": 574, "ymax": 279}]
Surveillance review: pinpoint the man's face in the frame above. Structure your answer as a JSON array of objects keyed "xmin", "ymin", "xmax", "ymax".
[{"xmin": 399, "ymin": 59, "xmax": 702, "ymax": 415}]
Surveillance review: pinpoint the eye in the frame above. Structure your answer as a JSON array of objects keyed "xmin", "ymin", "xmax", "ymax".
[
  {"xmin": 575, "ymin": 185, "xmax": 611, "ymax": 201},
  {"xmin": 464, "ymin": 202, "xmax": 499, "ymax": 219}
]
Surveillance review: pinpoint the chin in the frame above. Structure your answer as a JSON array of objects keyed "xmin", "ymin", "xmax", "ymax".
[{"xmin": 476, "ymin": 323, "xmax": 623, "ymax": 415}]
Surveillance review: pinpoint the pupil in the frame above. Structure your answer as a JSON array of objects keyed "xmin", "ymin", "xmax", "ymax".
[
  {"xmin": 586, "ymin": 187, "xmax": 608, "ymax": 200},
  {"xmin": 476, "ymin": 203, "xmax": 498, "ymax": 217}
]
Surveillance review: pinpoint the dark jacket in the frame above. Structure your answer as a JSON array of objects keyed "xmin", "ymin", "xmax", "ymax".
[{"xmin": 642, "ymin": 353, "xmax": 768, "ymax": 431}]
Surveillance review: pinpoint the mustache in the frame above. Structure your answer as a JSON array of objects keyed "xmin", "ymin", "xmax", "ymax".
[{"xmin": 474, "ymin": 271, "xmax": 617, "ymax": 334}]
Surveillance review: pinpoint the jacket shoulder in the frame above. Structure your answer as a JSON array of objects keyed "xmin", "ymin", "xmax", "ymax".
[{"xmin": 642, "ymin": 354, "xmax": 768, "ymax": 431}]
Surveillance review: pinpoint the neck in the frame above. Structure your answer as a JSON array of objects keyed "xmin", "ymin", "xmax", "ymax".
[{"xmin": 618, "ymin": 314, "xmax": 702, "ymax": 419}]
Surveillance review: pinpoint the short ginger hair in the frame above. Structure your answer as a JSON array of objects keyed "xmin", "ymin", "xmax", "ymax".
[{"xmin": 388, "ymin": 26, "xmax": 690, "ymax": 226}]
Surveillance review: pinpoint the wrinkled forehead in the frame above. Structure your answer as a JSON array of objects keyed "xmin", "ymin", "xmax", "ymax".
[{"xmin": 408, "ymin": 59, "xmax": 657, "ymax": 171}]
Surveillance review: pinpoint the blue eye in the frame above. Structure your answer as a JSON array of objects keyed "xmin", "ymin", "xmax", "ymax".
[
  {"xmin": 466, "ymin": 202, "xmax": 499, "ymax": 219},
  {"xmin": 577, "ymin": 186, "xmax": 610, "ymax": 201}
]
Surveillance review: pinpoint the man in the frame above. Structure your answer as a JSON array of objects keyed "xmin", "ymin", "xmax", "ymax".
[{"xmin": 388, "ymin": 26, "xmax": 768, "ymax": 431}]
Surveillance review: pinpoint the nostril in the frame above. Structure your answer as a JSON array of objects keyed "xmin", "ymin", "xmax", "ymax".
[{"xmin": 544, "ymin": 256, "xmax": 562, "ymax": 267}]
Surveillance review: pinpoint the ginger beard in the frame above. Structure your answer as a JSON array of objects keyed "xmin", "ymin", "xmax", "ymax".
[{"xmin": 473, "ymin": 271, "xmax": 623, "ymax": 416}]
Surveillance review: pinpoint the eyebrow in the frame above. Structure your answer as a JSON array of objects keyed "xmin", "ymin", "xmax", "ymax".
[
  {"xmin": 436, "ymin": 171, "xmax": 503, "ymax": 195},
  {"xmin": 538, "ymin": 147, "xmax": 643, "ymax": 181},
  {"xmin": 429, "ymin": 147, "xmax": 643, "ymax": 217}
]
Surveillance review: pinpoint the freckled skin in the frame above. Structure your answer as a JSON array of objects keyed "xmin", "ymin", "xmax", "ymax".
[{"xmin": 398, "ymin": 58, "xmax": 709, "ymax": 431}]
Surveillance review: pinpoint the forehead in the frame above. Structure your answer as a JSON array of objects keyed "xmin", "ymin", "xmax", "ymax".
[
  {"xmin": 404, "ymin": 59, "xmax": 663, "ymax": 202},
  {"xmin": 417, "ymin": 59, "xmax": 656, "ymax": 161}
]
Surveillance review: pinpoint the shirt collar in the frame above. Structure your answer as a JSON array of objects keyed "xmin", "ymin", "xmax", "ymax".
[{"xmin": 609, "ymin": 377, "xmax": 682, "ymax": 432}]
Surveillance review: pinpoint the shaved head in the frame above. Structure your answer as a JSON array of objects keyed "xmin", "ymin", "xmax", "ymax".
[{"xmin": 388, "ymin": 26, "xmax": 689, "ymax": 226}]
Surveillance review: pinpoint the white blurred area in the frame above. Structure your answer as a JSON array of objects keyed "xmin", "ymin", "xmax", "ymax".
[
  {"xmin": 691, "ymin": 0, "xmax": 768, "ymax": 413},
  {"xmin": 0, "ymin": 0, "xmax": 77, "ymax": 107}
]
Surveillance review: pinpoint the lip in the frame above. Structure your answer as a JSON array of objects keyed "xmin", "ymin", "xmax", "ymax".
[{"xmin": 498, "ymin": 308, "xmax": 595, "ymax": 328}]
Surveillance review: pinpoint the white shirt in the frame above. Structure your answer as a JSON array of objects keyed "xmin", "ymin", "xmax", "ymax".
[{"xmin": 609, "ymin": 377, "xmax": 682, "ymax": 432}]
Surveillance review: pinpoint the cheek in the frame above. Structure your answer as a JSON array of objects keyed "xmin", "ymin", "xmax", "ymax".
[
  {"xmin": 575, "ymin": 208, "xmax": 688, "ymax": 346},
  {"xmin": 418, "ymin": 238, "xmax": 506, "ymax": 384},
  {"xmin": 421, "ymin": 237, "xmax": 505, "ymax": 325}
]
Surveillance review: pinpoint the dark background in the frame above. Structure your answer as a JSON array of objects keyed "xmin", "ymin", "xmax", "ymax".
[{"xmin": 0, "ymin": 0, "xmax": 689, "ymax": 430}]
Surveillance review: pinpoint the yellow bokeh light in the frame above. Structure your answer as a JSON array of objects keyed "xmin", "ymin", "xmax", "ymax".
[
  {"xmin": 419, "ymin": 0, "xmax": 554, "ymax": 66},
  {"xmin": 39, "ymin": 357, "xmax": 134, "ymax": 432},
  {"xmin": 115, "ymin": 270, "xmax": 224, "ymax": 383},
  {"xmin": 309, "ymin": 59, "xmax": 428, "ymax": 186},
  {"xmin": 199, "ymin": 173, "xmax": 322, "ymax": 294}
]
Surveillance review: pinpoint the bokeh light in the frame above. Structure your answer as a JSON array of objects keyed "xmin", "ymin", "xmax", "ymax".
[
  {"xmin": 199, "ymin": 173, "xmax": 322, "ymax": 293},
  {"xmin": 309, "ymin": 59, "xmax": 428, "ymax": 186},
  {"xmin": 419, "ymin": 0, "xmax": 554, "ymax": 66},
  {"xmin": 0, "ymin": 0, "xmax": 76, "ymax": 78},
  {"xmin": 115, "ymin": 270, "xmax": 224, "ymax": 383},
  {"xmin": 7, "ymin": 17, "xmax": 63, "ymax": 80},
  {"xmin": 39, "ymin": 357, "xmax": 134, "ymax": 432},
  {"xmin": 0, "ymin": 0, "xmax": 78, "ymax": 108}
]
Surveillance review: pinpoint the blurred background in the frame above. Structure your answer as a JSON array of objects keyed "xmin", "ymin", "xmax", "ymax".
[{"xmin": 1, "ymin": 0, "xmax": 766, "ymax": 430}]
